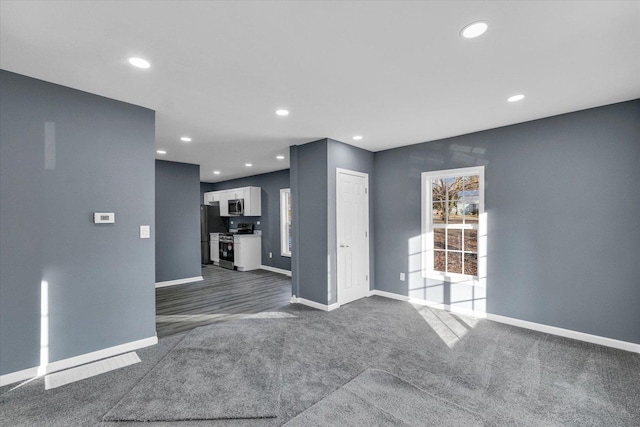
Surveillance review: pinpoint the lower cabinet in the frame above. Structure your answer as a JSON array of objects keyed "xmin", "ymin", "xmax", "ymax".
[{"xmin": 234, "ymin": 235, "xmax": 261, "ymax": 271}]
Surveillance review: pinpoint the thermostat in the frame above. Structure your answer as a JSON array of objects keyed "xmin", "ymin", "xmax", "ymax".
[{"xmin": 94, "ymin": 212, "xmax": 115, "ymax": 224}]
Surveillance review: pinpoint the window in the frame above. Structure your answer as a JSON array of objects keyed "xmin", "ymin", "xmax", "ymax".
[
  {"xmin": 422, "ymin": 166, "xmax": 485, "ymax": 284},
  {"xmin": 280, "ymin": 188, "xmax": 292, "ymax": 257}
]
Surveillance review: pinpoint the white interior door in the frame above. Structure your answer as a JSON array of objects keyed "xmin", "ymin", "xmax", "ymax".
[{"xmin": 337, "ymin": 169, "xmax": 369, "ymax": 306}]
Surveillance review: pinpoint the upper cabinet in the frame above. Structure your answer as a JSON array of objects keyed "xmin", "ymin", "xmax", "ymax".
[
  {"xmin": 203, "ymin": 192, "xmax": 218, "ymax": 205},
  {"xmin": 203, "ymin": 186, "xmax": 261, "ymax": 217},
  {"xmin": 242, "ymin": 187, "xmax": 261, "ymax": 216}
]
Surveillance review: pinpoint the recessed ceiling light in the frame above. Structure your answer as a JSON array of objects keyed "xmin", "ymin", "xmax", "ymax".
[
  {"xmin": 180, "ymin": 136, "xmax": 192, "ymax": 142},
  {"xmin": 275, "ymin": 109, "xmax": 289, "ymax": 116},
  {"xmin": 245, "ymin": 163, "xmax": 253, "ymax": 167},
  {"xmin": 460, "ymin": 21, "xmax": 488, "ymax": 39},
  {"xmin": 156, "ymin": 150, "xmax": 166, "ymax": 154},
  {"xmin": 276, "ymin": 155, "xmax": 285, "ymax": 160},
  {"xmin": 353, "ymin": 135, "xmax": 363, "ymax": 141},
  {"xmin": 128, "ymin": 57, "xmax": 151, "ymax": 69},
  {"xmin": 507, "ymin": 94, "xmax": 525, "ymax": 102},
  {"xmin": 213, "ymin": 170, "xmax": 221, "ymax": 175}
]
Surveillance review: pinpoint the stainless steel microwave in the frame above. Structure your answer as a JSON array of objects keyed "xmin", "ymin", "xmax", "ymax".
[{"xmin": 228, "ymin": 198, "xmax": 244, "ymax": 216}]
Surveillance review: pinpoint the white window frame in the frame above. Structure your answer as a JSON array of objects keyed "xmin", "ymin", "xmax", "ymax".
[
  {"xmin": 421, "ymin": 166, "xmax": 486, "ymax": 287},
  {"xmin": 280, "ymin": 188, "xmax": 292, "ymax": 257}
]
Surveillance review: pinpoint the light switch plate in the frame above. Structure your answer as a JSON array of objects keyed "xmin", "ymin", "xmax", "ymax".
[
  {"xmin": 140, "ymin": 225, "xmax": 150, "ymax": 239},
  {"xmin": 400, "ymin": 272, "xmax": 405, "ymax": 281}
]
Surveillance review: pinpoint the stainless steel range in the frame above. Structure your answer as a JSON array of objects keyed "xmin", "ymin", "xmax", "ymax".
[
  {"xmin": 218, "ymin": 233, "xmax": 235, "ymax": 270},
  {"xmin": 218, "ymin": 224, "xmax": 255, "ymax": 270}
]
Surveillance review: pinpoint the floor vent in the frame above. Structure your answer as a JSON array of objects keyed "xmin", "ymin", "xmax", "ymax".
[{"xmin": 44, "ymin": 352, "xmax": 141, "ymax": 390}]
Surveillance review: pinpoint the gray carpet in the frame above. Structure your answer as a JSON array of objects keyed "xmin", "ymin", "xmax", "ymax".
[
  {"xmin": 283, "ymin": 369, "xmax": 484, "ymax": 426},
  {"xmin": 103, "ymin": 319, "xmax": 286, "ymax": 421},
  {"xmin": 1, "ymin": 296, "xmax": 639, "ymax": 426}
]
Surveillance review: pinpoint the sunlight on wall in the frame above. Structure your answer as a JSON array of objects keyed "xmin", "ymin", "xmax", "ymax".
[
  {"xmin": 327, "ymin": 254, "xmax": 333, "ymax": 304},
  {"xmin": 37, "ymin": 280, "xmax": 49, "ymax": 377},
  {"xmin": 478, "ymin": 211, "xmax": 488, "ymax": 287}
]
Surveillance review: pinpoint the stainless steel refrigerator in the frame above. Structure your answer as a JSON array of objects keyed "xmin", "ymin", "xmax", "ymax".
[{"xmin": 201, "ymin": 203, "xmax": 228, "ymax": 265}]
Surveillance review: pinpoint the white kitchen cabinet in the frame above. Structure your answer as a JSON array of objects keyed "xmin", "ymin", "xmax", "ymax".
[
  {"xmin": 204, "ymin": 186, "xmax": 261, "ymax": 217},
  {"xmin": 218, "ymin": 191, "xmax": 230, "ymax": 216},
  {"xmin": 210, "ymin": 233, "xmax": 220, "ymax": 265},
  {"xmin": 242, "ymin": 186, "xmax": 262, "ymax": 216},
  {"xmin": 227, "ymin": 188, "xmax": 246, "ymax": 200},
  {"xmin": 204, "ymin": 191, "xmax": 222, "ymax": 204},
  {"xmin": 203, "ymin": 191, "xmax": 215, "ymax": 205},
  {"xmin": 234, "ymin": 235, "xmax": 261, "ymax": 271}
]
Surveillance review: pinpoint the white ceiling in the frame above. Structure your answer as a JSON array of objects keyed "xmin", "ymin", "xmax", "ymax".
[{"xmin": 1, "ymin": 1, "xmax": 639, "ymax": 182}]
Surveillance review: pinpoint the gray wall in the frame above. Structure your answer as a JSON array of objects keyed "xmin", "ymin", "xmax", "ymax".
[
  {"xmin": 373, "ymin": 99, "xmax": 640, "ymax": 344},
  {"xmin": 290, "ymin": 140, "xmax": 328, "ymax": 303},
  {"xmin": 156, "ymin": 160, "xmax": 201, "ymax": 283},
  {"xmin": 288, "ymin": 139, "xmax": 375, "ymax": 305},
  {"xmin": 201, "ymin": 169, "xmax": 291, "ymax": 271},
  {"xmin": 0, "ymin": 70, "xmax": 156, "ymax": 376},
  {"xmin": 326, "ymin": 139, "xmax": 375, "ymax": 305}
]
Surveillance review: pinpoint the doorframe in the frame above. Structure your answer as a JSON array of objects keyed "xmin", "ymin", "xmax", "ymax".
[{"xmin": 336, "ymin": 168, "xmax": 370, "ymax": 306}]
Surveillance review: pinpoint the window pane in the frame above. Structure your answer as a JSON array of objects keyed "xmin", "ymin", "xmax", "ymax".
[
  {"xmin": 446, "ymin": 229, "xmax": 462, "ymax": 250},
  {"xmin": 434, "ymin": 250, "xmax": 446, "ymax": 273},
  {"xmin": 464, "ymin": 229, "xmax": 477, "ymax": 252},
  {"xmin": 462, "ymin": 175, "xmax": 479, "ymax": 224},
  {"xmin": 434, "ymin": 229, "xmax": 445, "ymax": 249},
  {"xmin": 432, "ymin": 202, "xmax": 445, "ymax": 224},
  {"xmin": 462, "ymin": 203, "xmax": 479, "ymax": 224},
  {"xmin": 447, "ymin": 252, "xmax": 462, "ymax": 274},
  {"xmin": 447, "ymin": 201, "xmax": 463, "ymax": 224},
  {"xmin": 448, "ymin": 177, "xmax": 464, "ymax": 201},
  {"xmin": 464, "ymin": 253, "xmax": 477, "ymax": 276},
  {"xmin": 432, "ymin": 179, "xmax": 446, "ymax": 202}
]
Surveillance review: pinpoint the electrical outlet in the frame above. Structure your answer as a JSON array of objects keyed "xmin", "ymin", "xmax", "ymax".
[
  {"xmin": 269, "ymin": 252, "xmax": 273, "ymax": 258},
  {"xmin": 230, "ymin": 220, "xmax": 234, "ymax": 224},
  {"xmin": 140, "ymin": 225, "xmax": 150, "ymax": 239},
  {"xmin": 400, "ymin": 272, "xmax": 405, "ymax": 281},
  {"xmin": 257, "ymin": 221, "xmax": 260, "ymax": 225}
]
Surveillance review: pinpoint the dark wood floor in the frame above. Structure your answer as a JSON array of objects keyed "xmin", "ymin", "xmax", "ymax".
[{"xmin": 155, "ymin": 265, "xmax": 292, "ymax": 337}]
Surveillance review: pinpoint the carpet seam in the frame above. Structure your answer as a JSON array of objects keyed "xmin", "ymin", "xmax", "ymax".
[
  {"xmin": 102, "ymin": 321, "xmax": 287, "ymax": 422},
  {"xmin": 353, "ymin": 369, "xmax": 484, "ymax": 420},
  {"xmin": 100, "ymin": 331, "xmax": 192, "ymax": 421},
  {"xmin": 340, "ymin": 388, "xmax": 413, "ymax": 427},
  {"xmin": 273, "ymin": 317, "xmax": 289, "ymax": 418}
]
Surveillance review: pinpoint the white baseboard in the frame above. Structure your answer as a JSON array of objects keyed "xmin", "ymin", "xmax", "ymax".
[
  {"xmin": 369, "ymin": 289, "xmax": 640, "ymax": 354},
  {"xmin": 0, "ymin": 335, "xmax": 158, "ymax": 387},
  {"xmin": 45, "ymin": 352, "xmax": 141, "ymax": 390},
  {"xmin": 260, "ymin": 265, "xmax": 292, "ymax": 277},
  {"xmin": 290, "ymin": 296, "xmax": 339, "ymax": 311},
  {"xmin": 487, "ymin": 313, "xmax": 640, "ymax": 354},
  {"xmin": 368, "ymin": 289, "xmax": 408, "ymax": 301},
  {"xmin": 0, "ymin": 366, "xmax": 39, "ymax": 388},
  {"xmin": 155, "ymin": 276, "xmax": 203, "ymax": 288}
]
